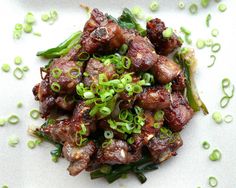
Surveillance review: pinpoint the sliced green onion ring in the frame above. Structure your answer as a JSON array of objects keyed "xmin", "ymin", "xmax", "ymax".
[
  {"xmin": 209, "ymin": 149, "xmax": 221, "ymax": 161},
  {"xmin": 196, "ymin": 39, "xmax": 205, "ymax": 49},
  {"xmin": 224, "ymin": 115, "xmax": 233, "ymax": 123},
  {"xmin": 178, "ymin": 1, "xmax": 185, "ymax": 9},
  {"xmin": 30, "ymin": 109, "xmax": 40, "ymax": 119},
  {"xmin": 211, "ymin": 29, "xmax": 219, "ymax": 37},
  {"xmin": 50, "ymin": 82, "xmax": 61, "ymax": 93},
  {"xmin": 218, "ymin": 3, "xmax": 227, "ymax": 12},
  {"xmin": 220, "ymin": 96, "xmax": 230, "ymax": 108},
  {"xmin": 212, "ymin": 112, "xmax": 223, "ymax": 124},
  {"xmin": 67, "ymin": 67, "xmax": 80, "ymax": 78},
  {"xmin": 202, "ymin": 141, "xmax": 210, "ymax": 149},
  {"xmin": 78, "ymin": 52, "xmax": 90, "ymax": 61},
  {"xmin": 99, "ymin": 106, "xmax": 111, "ymax": 116},
  {"xmin": 208, "ymin": 55, "xmax": 216, "ymax": 68},
  {"xmin": 211, "ymin": 43, "xmax": 221, "ymax": 53},
  {"xmin": 13, "ymin": 67, "xmax": 24, "ymax": 80},
  {"xmin": 104, "ymin": 130, "xmax": 114, "ymax": 139},
  {"xmin": 8, "ymin": 115, "xmax": 20, "ymax": 125},
  {"xmin": 209, "ymin": 176, "xmax": 218, "ymax": 187},
  {"xmin": 51, "ymin": 67, "xmax": 62, "ymax": 79},
  {"xmin": 0, "ymin": 118, "xmax": 6, "ymax": 126},
  {"xmin": 189, "ymin": 4, "xmax": 198, "ymax": 14}
]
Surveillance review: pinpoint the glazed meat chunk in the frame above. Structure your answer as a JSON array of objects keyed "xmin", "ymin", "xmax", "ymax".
[
  {"xmin": 147, "ymin": 131, "xmax": 183, "ymax": 163},
  {"xmin": 172, "ymin": 71, "xmax": 186, "ymax": 91},
  {"xmin": 63, "ymin": 141, "xmax": 96, "ymax": 176},
  {"xmin": 49, "ymin": 57, "xmax": 83, "ymax": 94},
  {"xmin": 147, "ymin": 18, "xmax": 182, "ymax": 55},
  {"xmin": 164, "ymin": 92, "xmax": 194, "ymax": 132},
  {"xmin": 83, "ymin": 58, "xmax": 116, "ymax": 87},
  {"xmin": 96, "ymin": 139, "xmax": 132, "ymax": 164},
  {"xmin": 38, "ymin": 101, "xmax": 96, "ymax": 143},
  {"xmin": 127, "ymin": 36, "xmax": 158, "ymax": 72},
  {"xmin": 136, "ymin": 87, "xmax": 171, "ymax": 110},
  {"xmin": 81, "ymin": 9, "xmax": 125, "ymax": 54},
  {"xmin": 151, "ymin": 55, "xmax": 181, "ymax": 84},
  {"xmin": 33, "ymin": 80, "xmax": 56, "ymax": 118}
]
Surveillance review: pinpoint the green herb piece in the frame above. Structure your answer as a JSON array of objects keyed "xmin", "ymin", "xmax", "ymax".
[
  {"xmin": 208, "ymin": 55, "xmax": 216, "ymax": 68},
  {"xmin": 205, "ymin": 39, "xmax": 213, "ymax": 47},
  {"xmin": 218, "ymin": 3, "xmax": 227, "ymax": 12},
  {"xmin": 211, "ymin": 43, "xmax": 221, "ymax": 53},
  {"xmin": 131, "ymin": 6, "xmax": 144, "ymax": 20},
  {"xmin": 30, "ymin": 109, "xmax": 40, "ymax": 119},
  {"xmin": 22, "ymin": 66, "xmax": 29, "ymax": 72},
  {"xmin": 202, "ymin": 141, "xmax": 210, "ymax": 149},
  {"xmin": 180, "ymin": 27, "xmax": 191, "ymax": 35},
  {"xmin": 174, "ymin": 48, "xmax": 208, "ymax": 114},
  {"xmin": 212, "ymin": 112, "xmax": 223, "ymax": 124},
  {"xmin": 224, "ymin": 115, "xmax": 233, "ymax": 123},
  {"xmin": 178, "ymin": 1, "xmax": 185, "ymax": 9},
  {"xmin": 41, "ymin": 13, "xmax": 50, "ymax": 22},
  {"xmin": 0, "ymin": 118, "xmax": 6, "ymax": 126},
  {"xmin": 15, "ymin": 23, "xmax": 23, "ymax": 30},
  {"xmin": 50, "ymin": 82, "xmax": 61, "ymax": 93},
  {"xmin": 117, "ymin": 8, "xmax": 146, "ymax": 36},
  {"xmin": 2, "ymin": 185, "xmax": 8, "ymax": 188},
  {"xmin": 211, "ymin": 28, "xmax": 219, "ymax": 37},
  {"xmin": 149, "ymin": 1, "xmax": 159, "ymax": 12},
  {"xmin": 35, "ymin": 139, "xmax": 43, "ymax": 146},
  {"xmin": 1, "ymin": 64, "xmax": 10, "ymax": 72},
  {"xmin": 17, "ymin": 102, "xmax": 23, "ymax": 108},
  {"xmin": 23, "ymin": 24, "xmax": 33, "ymax": 33},
  {"xmin": 14, "ymin": 56, "xmax": 22, "ymax": 65},
  {"xmin": 33, "ymin": 32, "xmax": 41, "ymax": 37},
  {"xmin": 25, "ymin": 12, "xmax": 35, "ymax": 24},
  {"xmin": 27, "ymin": 140, "xmax": 36, "ymax": 149},
  {"xmin": 49, "ymin": 10, "xmax": 58, "ymax": 24},
  {"xmin": 201, "ymin": 0, "xmax": 210, "ymax": 8},
  {"xmin": 209, "ymin": 177, "xmax": 218, "ymax": 187},
  {"xmin": 209, "ymin": 149, "xmax": 222, "ymax": 161},
  {"xmin": 8, "ymin": 135, "xmax": 20, "ymax": 147},
  {"xmin": 13, "ymin": 67, "xmax": 24, "ymax": 80},
  {"xmin": 196, "ymin": 39, "xmax": 205, "ymax": 49},
  {"xmin": 104, "ymin": 130, "xmax": 114, "ymax": 139},
  {"xmin": 37, "ymin": 31, "xmax": 82, "ymax": 58},
  {"xmin": 7, "ymin": 115, "xmax": 20, "ymax": 125},
  {"xmin": 206, "ymin": 14, "xmax": 211, "ymax": 27},
  {"xmin": 162, "ymin": 28, "xmax": 173, "ymax": 39},
  {"xmin": 189, "ymin": 4, "xmax": 198, "ymax": 14},
  {"xmin": 13, "ymin": 30, "xmax": 22, "ymax": 39}
]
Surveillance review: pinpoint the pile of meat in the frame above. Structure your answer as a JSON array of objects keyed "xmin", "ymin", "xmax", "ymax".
[{"xmin": 33, "ymin": 9, "xmax": 194, "ymax": 176}]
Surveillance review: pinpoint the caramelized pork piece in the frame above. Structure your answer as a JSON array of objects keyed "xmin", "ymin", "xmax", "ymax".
[
  {"xmin": 38, "ymin": 101, "xmax": 96, "ymax": 143},
  {"xmin": 122, "ymin": 29, "xmax": 138, "ymax": 44},
  {"xmin": 129, "ymin": 110, "xmax": 164, "ymax": 161},
  {"xmin": 81, "ymin": 9, "xmax": 125, "ymax": 54},
  {"xmin": 49, "ymin": 57, "xmax": 83, "ymax": 94},
  {"xmin": 83, "ymin": 58, "xmax": 116, "ymax": 87},
  {"xmin": 136, "ymin": 87, "xmax": 171, "ymax": 110},
  {"xmin": 151, "ymin": 55, "xmax": 181, "ymax": 84},
  {"xmin": 55, "ymin": 95, "xmax": 75, "ymax": 111},
  {"xmin": 172, "ymin": 71, "xmax": 186, "ymax": 91},
  {"xmin": 147, "ymin": 131, "xmax": 183, "ymax": 163},
  {"xmin": 147, "ymin": 18, "xmax": 182, "ymax": 55},
  {"xmin": 164, "ymin": 92, "xmax": 194, "ymax": 132},
  {"xmin": 63, "ymin": 141, "xmax": 96, "ymax": 176},
  {"xmin": 33, "ymin": 80, "xmax": 56, "ymax": 118},
  {"xmin": 127, "ymin": 36, "xmax": 158, "ymax": 72},
  {"xmin": 96, "ymin": 139, "xmax": 132, "ymax": 164}
]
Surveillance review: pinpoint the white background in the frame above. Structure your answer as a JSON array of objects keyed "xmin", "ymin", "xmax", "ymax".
[{"xmin": 0, "ymin": 0, "xmax": 235, "ymax": 187}]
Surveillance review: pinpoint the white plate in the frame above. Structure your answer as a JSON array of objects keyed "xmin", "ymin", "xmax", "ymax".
[{"xmin": 0, "ymin": 0, "xmax": 235, "ymax": 187}]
